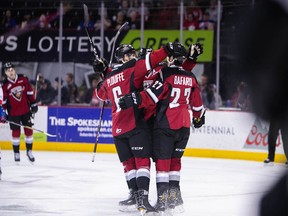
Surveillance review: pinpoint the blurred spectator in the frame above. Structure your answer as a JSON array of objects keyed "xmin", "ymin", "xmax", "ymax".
[
  {"xmin": 65, "ymin": 73, "xmax": 79, "ymax": 103},
  {"xmin": 29, "ymin": 80, "xmax": 37, "ymax": 98},
  {"xmin": 199, "ymin": 74, "xmax": 209, "ymax": 92},
  {"xmin": 230, "ymin": 81, "xmax": 251, "ymax": 111},
  {"xmin": 39, "ymin": 13, "xmax": 52, "ymax": 29},
  {"xmin": 118, "ymin": 0, "xmax": 136, "ymax": 18},
  {"xmin": 230, "ymin": 81, "xmax": 247, "ymax": 107},
  {"xmin": 183, "ymin": 13, "xmax": 199, "ymax": 31},
  {"xmin": 238, "ymin": 1, "xmax": 288, "ymax": 215},
  {"xmin": 135, "ymin": 0, "xmax": 150, "ymax": 23},
  {"xmin": 128, "ymin": 10, "xmax": 140, "ymax": 29},
  {"xmin": 36, "ymin": 79, "xmax": 56, "ymax": 105},
  {"xmin": 205, "ymin": 0, "xmax": 223, "ymax": 24},
  {"xmin": 20, "ymin": 14, "xmax": 31, "ymax": 29},
  {"xmin": 185, "ymin": 0, "xmax": 203, "ymax": 22},
  {"xmin": 198, "ymin": 11, "xmax": 214, "ymax": 30},
  {"xmin": 1, "ymin": 10, "xmax": 17, "ymax": 31},
  {"xmin": 111, "ymin": 10, "xmax": 128, "ymax": 30},
  {"xmin": 200, "ymin": 74, "xmax": 222, "ymax": 110},
  {"xmin": 29, "ymin": 73, "xmax": 52, "ymax": 100},
  {"xmin": 53, "ymin": 77, "xmax": 70, "ymax": 105},
  {"xmin": 94, "ymin": 8, "xmax": 112, "ymax": 31},
  {"xmin": 35, "ymin": 74, "xmax": 51, "ymax": 94},
  {"xmin": 77, "ymin": 80, "xmax": 88, "ymax": 104},
  {"xmin": 85, "ymin": 77, "xmax": 101, "ymax": 106},
  {"xmin": 77, "ymin": 11, "xmax": 94, "ymax": 31}
]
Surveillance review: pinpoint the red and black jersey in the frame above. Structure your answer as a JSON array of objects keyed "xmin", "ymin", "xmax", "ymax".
[
  {"xmin": 0, "ymin": 84, "xmax": 3, "ymax": 105},
  {"xmin": 142, "ymin": 59, "xmax": 197, "ymax": 121},
  {"xmin": 139, "ymin": 65, "xmax": 203, "ymax": 130},
  {"xmin": 96, "ymin": 47, "xmax": 168, "ymax": 136},
  {"xmin": 2, "ymin": 74, "xmax": 36, "ymax": 116}
]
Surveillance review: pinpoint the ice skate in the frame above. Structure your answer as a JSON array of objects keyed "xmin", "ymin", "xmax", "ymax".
[
  {"xmin": 136, "ymin": 189, "xmax": 156, "ymax": 215},
  {"xmin": 14, "ymin": 152, "xmax": 20, "ymax": 163},
  {"xmin": 154, "ymin": 190, "xmax": 168, "ymax": 215},
  {"xmin": 263, "ymin": 158, "xmax": 274, "ymax": 166},
  {"xmin": 118, "ymin": 189, "xmax": 137, "ymax": 212},
  {"xmin": 167, "ymin": 187, "xmax": 184, "ymax": 214},
  {"xmin": 26, "ymin": 150, "xmax": 35, "ymax": 163}
]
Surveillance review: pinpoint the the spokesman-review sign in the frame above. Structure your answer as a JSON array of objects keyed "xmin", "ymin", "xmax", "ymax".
[{"xmin": 47, "ymin": 107, "xmax": 113, "ymax": 144}]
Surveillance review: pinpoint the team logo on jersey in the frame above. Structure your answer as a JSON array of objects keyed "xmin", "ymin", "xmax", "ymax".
[
  {"xmin": 143, "ymin": 80, "xmax": 153, "ymax": 89},
  {"xmin": 11, "ymin": 86, "xmax": 24, "ymax": 101}
]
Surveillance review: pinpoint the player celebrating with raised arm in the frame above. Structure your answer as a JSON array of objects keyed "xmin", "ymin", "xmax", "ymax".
[
  {"xmin": 118, "ymin": 43, "xmax": 205, "ymax": 214},
  {"xmin": 95, "ymin": 42, "xmax": 187, "ymax": 215},
  {"xmin": 1, "ymin": 62, "xmax": 38, "ymax": 163}
]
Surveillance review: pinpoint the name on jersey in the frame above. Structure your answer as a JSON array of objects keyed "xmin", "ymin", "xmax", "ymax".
[
  {"xmin": 107, "ymin": 72, "xmax": 125, "ymax": 87},
  {"xmin": 174, "ymin": 76, "xmax": 192, "ymax": 86}
]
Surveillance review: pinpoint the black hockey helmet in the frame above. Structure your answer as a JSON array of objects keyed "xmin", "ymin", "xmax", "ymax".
[
  {"xmin": 174, "ymin": 56, "xmax": 186, "ymax": 66},
  {"xmin": 115, "ymin": 44, "xmax": 136, "ymax": 63},
  {"xmin": 3, "ymin": 62, "xmax": 14, "ymax": 71}
]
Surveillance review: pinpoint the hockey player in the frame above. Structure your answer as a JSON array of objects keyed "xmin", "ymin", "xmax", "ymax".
[
  {"xmin": 118, "ymin": 43, "xmax": 205, "ymax": 214},
  {"xmin": 1, "ymin": 62, "xmax": 38, "ymax": 163},
  {"xmin": 0, "ymin": 84, "xmax": 4, "ymax": 180},
  {"xmin": 0, "ymin": 83, "xmax": 3, "ymax": 105},
  {"xmin": 95, "ymin": 42, "xmax": 187, "ymax": 215},
  {"xmin": 0, "ymin": 84, "xmax": 5, "ymax": 123},
  {"xmin": 0, "ymin": 85, "xmax": 7, "ymax": 123}
]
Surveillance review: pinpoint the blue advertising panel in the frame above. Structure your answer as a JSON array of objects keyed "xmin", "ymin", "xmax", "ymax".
[{"xmin": 47, "ymin": 107, "xmax": 113, "ymax": 144}]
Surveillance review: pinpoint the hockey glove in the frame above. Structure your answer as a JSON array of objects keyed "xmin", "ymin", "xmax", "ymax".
[
  {"xmin": 193, "ymin": 109, "xmax": 206, "ymax": 128},
  {"xmin": 138, "ymin": 47, "xmax": 153, "ymax": 58},
  {"xmin": 118, "ymin": 92, "xmax": 142, "ymax": 110},
  {"xmin": 30, "ymin": 102, "xmax": 38, "ymax": 114},
  {"xmin": 187, "ymin": 42, "xmax": 203, "ymax": 61},
  {"xmin": 164, "ymin": 42, "xmax": 187, "ymax": 58},
  {"xmin": 0, "ymin": 106, "xmax": 7, "ymax": 123},
  {"xmin": 93, "ymin": 58, "xmax": 108, "ymax": 78}
]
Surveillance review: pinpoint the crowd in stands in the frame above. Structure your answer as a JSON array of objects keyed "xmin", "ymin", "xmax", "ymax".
[
  {"xmin": 199, "ymin": 73, "xmax": 250, "ymax": 111},
  {"xmin": 1, "ymin": 0, "xmax": 253, "ymax": 111},
  {"xmin": 29, "ymin": 69, "xmax": 249, "ymax": 110},
  {"xmin": 29, "ymin": 73, "xmax": 102, "ymax": 107},
  {"xmin": 1, "ymin": 0, "xmax": 222, "ymax": 33}
]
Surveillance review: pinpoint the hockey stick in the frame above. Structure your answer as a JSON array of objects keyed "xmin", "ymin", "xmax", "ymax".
[
  {"xmin": 92, "ymin": 22, "xmax": 129, "ymax": 161},
  {"xmin": 83, "ymin": 3, "xmax": 99, "ymax": 59},
  {"xmin": 34, "ymin": 73, "xmax": 41, "ymax": 98},
  {"xmin": 83, "ymin": 3, "xmax": 105, "ymax": 162},
  {"xmin": 91, "ymin": 101, "xmax": 105, "ymax": 162},
  {"xmin": 109, "ymin": 22, "xmax": 129, "ymax": 66},
  {"xmin": 6, "ymin": 120, "xmax": 56, "ymax": 137}
]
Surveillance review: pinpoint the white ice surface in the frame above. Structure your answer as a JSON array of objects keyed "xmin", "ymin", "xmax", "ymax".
[{"xmin": 0, "ymin": 150, "xmax": 287, "ymax": 216}]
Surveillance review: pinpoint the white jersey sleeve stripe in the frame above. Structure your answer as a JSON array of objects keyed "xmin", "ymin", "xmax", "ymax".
[
  {"xmin": 146, "ymin": 88, "xmax": 159, "ymax": 104},
  {"xmin": 192, "ymin": 105, "xmax": 204, "ymax": 111},
  {"xmin": 145, "ymin": 52, "xmax": 152, "ymax": 71},
  {"xmin": 27, "ymin": 91, "xmax": 34, "ymax": 95}
]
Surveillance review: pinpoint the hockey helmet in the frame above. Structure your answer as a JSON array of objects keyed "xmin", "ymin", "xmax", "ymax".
[
  {"xmin": 174, "ymin": 56, "xmax": 186, "ymax": 66},
  {"xmin": 3, "ymin": 62, "xmax": 14, "ymax": 71},
  {"xmin": 115, "ymin": 44, "xmax": 136, "ymax": 63}
]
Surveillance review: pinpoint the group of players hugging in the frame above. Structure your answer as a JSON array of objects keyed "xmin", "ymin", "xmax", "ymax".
[{"xmin": 0, "ymin": 41, "xmax": 205, "ymax": 216}]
